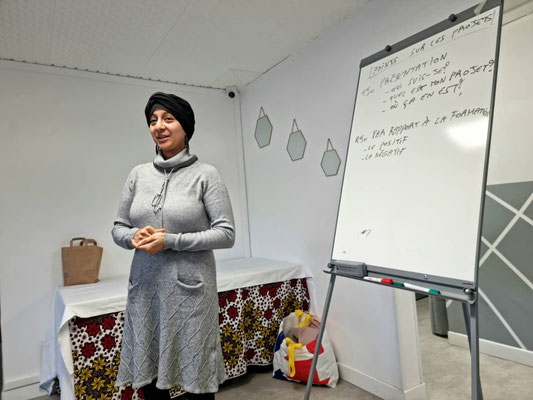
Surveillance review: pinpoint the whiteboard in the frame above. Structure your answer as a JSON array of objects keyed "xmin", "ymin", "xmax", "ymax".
[{"xmin": 332, "ymin": 5, "xmax": 501, "ymax": 286}]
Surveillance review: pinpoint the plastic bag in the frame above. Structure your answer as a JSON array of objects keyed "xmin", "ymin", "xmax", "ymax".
[{"xmin": 273, "ymin": 310, "xmax": 338, "ymax": 387}]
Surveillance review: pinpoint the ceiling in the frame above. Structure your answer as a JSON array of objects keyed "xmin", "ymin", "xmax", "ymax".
[
  {"xmin": 0, "ymin": 0, "xmax": 531, "ymax": 90},
  {"xmin": 0, "ymin": 0, "xmax": 370, "ymax": 89}
]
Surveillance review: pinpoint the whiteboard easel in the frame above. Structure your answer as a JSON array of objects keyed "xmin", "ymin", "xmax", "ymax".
[{"xmin": 305, "ymin": 1, "xmax": 503, "ymax": 399}]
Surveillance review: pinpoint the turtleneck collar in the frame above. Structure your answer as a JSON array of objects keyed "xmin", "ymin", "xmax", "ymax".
[{"xmin": 153, "ymin": 147, "xmax": 198, "ymax": 172}]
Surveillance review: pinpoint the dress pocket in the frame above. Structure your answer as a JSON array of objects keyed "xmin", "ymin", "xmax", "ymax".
[{"xmin": 175, "ymin": 275, "xmax": 205, "ymax": 290}]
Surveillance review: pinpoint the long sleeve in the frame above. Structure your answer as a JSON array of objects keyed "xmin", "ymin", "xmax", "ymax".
[
  {"xmin": 163, "ymin": 167, "xmax": 235, "ymax": 252},
  {"xmin": 111, "ymin": 167, "xmax": 140, "ymax": 250}
]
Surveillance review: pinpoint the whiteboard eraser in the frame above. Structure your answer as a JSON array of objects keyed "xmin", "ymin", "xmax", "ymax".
[{"xmin": 330, "ymin": 260, "xmax": 367, "ymax": 277}]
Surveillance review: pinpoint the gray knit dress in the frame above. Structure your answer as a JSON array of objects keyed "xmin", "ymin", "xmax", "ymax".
[{"xmin": 112, "ymin": 148, "xmax": 235, "ymax": 393}]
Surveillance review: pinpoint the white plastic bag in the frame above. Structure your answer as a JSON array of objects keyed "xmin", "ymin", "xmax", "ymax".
[{"xmin": 273, "ymin": 310, "xmax": 339, "ymax": 387}]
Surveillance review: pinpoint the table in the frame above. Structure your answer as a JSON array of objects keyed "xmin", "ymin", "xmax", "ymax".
[{"xmin": 40, "ymin": 258, "xmax": 313, "ymax": 399}]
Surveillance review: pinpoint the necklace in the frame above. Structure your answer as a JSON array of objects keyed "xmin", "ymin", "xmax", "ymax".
[{"xmin": 151, "ymin": 168, "xmax": 175, "ymax": 214}]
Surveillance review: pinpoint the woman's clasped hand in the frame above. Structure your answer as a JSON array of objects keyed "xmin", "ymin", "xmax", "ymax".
[{"xmin": 132, "ymin": 226, "xmax": 165, "ymax": 255}]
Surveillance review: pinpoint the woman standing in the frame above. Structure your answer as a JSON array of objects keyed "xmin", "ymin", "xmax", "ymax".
[{"xmin": 112, "ymin": 92, "xmax": 235, "ymax": 399}]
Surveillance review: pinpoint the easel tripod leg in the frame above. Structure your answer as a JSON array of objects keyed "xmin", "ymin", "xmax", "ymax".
[
  {"xmin": 303, "ymin": 272, "xmax": 337, "ymax": 400},
  {"xmin": 462, "ymin": 301, "xmax": 483, "ymax": 400}
]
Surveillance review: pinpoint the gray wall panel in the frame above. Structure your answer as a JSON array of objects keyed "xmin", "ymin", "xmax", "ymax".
[
  {"xmin": 448, "ymin": 298, "xmax": 519, "ymax": 348},
  {"xmin": 480, "ymin": 241, "xmax": 489, "ymax": 259},
  {"xmin": 481, "ymin": 195, "xmax": 515, "ymax": 243},
  {"xmin": 498, "ymin": 218, "xmax": 533, "ymax": 284},
  {"xmin": 448, "ymin": 180, "xmax": 533, "ymax": 353},
  {"xmin": 524, "ymin": 201, "xmax": 533, "ymax": 221},
  {"xmin": 479, "ymin": 254, "xmax": 532, "ymax": 350},
  {"xmin": 478, "ymin": 297, "xmax": 521, "ymax": 347},
  {"xmin": 488, "ymin": 181, "xmax": 533, "ymax": 210},
  {"xmin": 447, "ymin": 301, "xmax": 467, "ymax": 335}
]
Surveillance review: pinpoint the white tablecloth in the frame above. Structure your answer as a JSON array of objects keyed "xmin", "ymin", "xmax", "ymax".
[{"xmin": 40, "ymin": 257, "xmax": 313, "ymax": 399}]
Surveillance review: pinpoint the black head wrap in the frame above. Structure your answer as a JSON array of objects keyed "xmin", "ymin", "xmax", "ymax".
[{"xmin": 145, "ymin": 92, "xmax": 195, "ymax": 140}]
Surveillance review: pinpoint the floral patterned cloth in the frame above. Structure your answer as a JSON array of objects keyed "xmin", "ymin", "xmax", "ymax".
[{"xmin": 69, "ymin": 278, "xmax": 310, "ymax": 399}]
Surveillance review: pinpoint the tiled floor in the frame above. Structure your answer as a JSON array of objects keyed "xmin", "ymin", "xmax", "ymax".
[
  {"xmin": 216, "ymin": 367, "xmax": 379, "ymax": 400},
  {"xmin": 416, "ymin": 297, "xmax": 532, "ymax": 400},
  {"xmin": 15, "ymin": 297, "xmax": 533, "ymax": 399}
]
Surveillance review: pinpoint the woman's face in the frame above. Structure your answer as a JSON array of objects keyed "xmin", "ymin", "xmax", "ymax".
[{"xmin": 149, "ymin": 109, "xmax": 187, "ymax": 159}]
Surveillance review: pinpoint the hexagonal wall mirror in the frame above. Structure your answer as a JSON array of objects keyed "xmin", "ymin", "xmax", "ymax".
[
  {"xmin": 287, "ymin": 119, "xmax": 306, "ymax": 161},
  {"xmin": 321, "ymin": 139, "xmax": 341, "ymax": 176},
  {"xmin": 254, "ymin": 107, "xmax": 273, "ymax": 148}
]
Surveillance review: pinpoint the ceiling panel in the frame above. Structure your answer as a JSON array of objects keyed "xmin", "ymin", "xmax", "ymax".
[
  {"xmin": 10, "ymin": 1, "xmax": 530, "ymax": 88},
  {"xmin": 143, "ymin": 0, "xmax": 370, "ymax": 86},
  {"xmin": 0, "ymin": 0, "xmax": 55, "ymax": 63},
  {"xmin": 0, "ymin": 0, "xmax": 370, "ymax": 87},
  {"xmin": 11, "ymin": 0, "xmax": 533, "ymax": 88},
  {"xmin": 49, "ymin": 0, "xmax": 189, "ymax": 76}
]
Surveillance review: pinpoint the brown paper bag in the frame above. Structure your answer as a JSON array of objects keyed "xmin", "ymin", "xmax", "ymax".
[{"xmin": 61, "ymin": 237, "xmax": 102, "ymax": 286}]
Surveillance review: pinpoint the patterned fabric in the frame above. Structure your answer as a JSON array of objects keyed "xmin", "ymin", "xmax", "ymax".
[
  {"xmin": 69, "ymin": 278, "xmax": 310, "ymax": 399},
  {"xmin": 218, "ymin": 278, "xmax": 310, "ymax": 378},
  {"xmin": 70, "ymin": 313, "xmax": 132, "ymax": 400}
]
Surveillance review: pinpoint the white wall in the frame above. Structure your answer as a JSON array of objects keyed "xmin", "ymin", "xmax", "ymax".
[
  {"xmin": 0, "ymin": 61, "xmax": 248, "ymax": 391},
  {"xmin": 488, "ymin": 11, "xmax": 533, "ymax": 184},
  {"xmin": 240, "ymin": 0, "xmax": 479, "ymax": 397}
]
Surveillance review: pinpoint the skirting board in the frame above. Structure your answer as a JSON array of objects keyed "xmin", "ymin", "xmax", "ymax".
[
  {"xmin": 2, "ymin": 381, "xmax": 46, "ymax": 400},
  {"xmin": 338, "ymin": 362, "xmax": 427, "ymax": 400},
  {"xmin": 448, "ymin": 331, "xmax": 533, "ymax": 367},
  {"xmin": 2, "ymin": 373, "xmax": 40, "ymax": 391}
]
